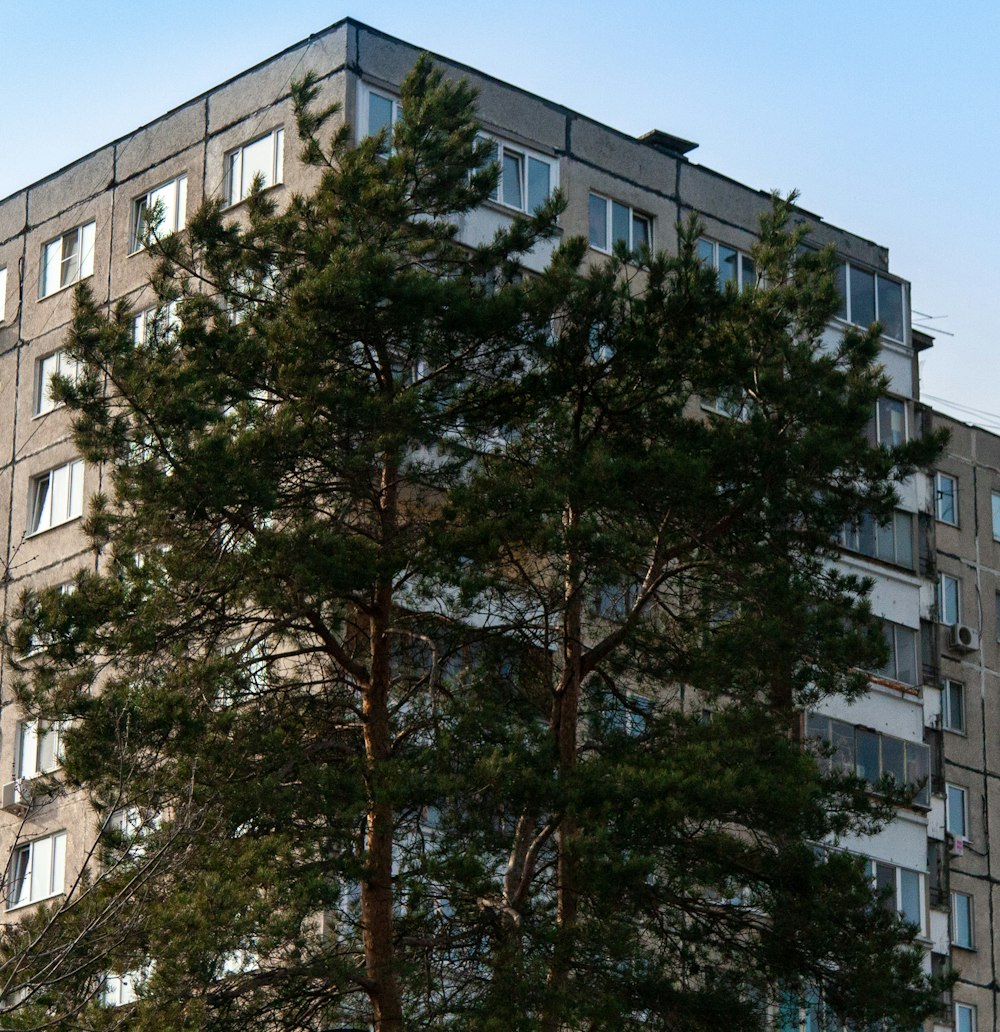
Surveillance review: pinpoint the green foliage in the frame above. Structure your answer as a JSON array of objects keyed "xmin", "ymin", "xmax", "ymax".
[{"xmin": 0, "ymin": 54, "xmax": 945, "ymax": 1032}]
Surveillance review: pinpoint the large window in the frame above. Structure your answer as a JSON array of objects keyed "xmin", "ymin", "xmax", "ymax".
[
  {"xmin": 7, "ymin": 831, "xmax": 67, "ymax": 910},
  {"xmin": 130, "ymin": 175, "xmax": 188, "ymax": 252},
  {"xmin": 363, "ymin": 84, "xmax": 402, "ymax": 154},
  {"xmin": 16, "ymin": 720, "xmax": 62, "ymax": 780},
  {"xmin": 697, "ymin": 238, "xmax": 755, "ymax": 291},
  {"xmin": 839, "ymin": 510, "xmax": 914, "ymax": 569},
  {"xmin": 866, "ymin": 396, "xmax": 908, "ymax": 447},
  {"xmin": 835, "ymin": 262, "xmax": 905, "ymax": 341},
  {"xmin": 952, "ymin": 891, "xmax": 975, "ymax": 949},
  {"xmin": 938, "ymin": 573, "xmax": 962, "ymax": 626},
  {"xmin": 28, "ymin": 459, "xmax": 85, "ymax": 535},
  {"xmin": 947, "ymin": 783, "xmax": 969, "ymax": 840},
  {"xmin": 133, "ymin": 302, "xmax": 180, "ymax": 347},
  {"xmin": 40, "ymin": 222, "xmax": 96, "ymax": 298},
  {"xmin": 806, "ymin": 713, "xmax": 930, "ymax": 808},
  {"xmin": 957, "ymin": 1003, "xmax": 977, "ymax": 1032},
  {"xmin": 485, "ymin": 138, "xmax": 554, "ymax": 214},
  {"xmin": 942, "ymin": 679, "xmax": 966, "ymax": 734},
  {"xmin": 589, "ymin": 193, "xmax": 651, "ymax": 255},
  {"xmin": 226, "ymin": 128, "xmax": 284, "ymax": 206},
  {"xmin": 876, "ymin": 621, "xmax": 918, "ymax": 686},
  {"xmin": 34, "ymin": 350, "xmax": 80, "ymax": 416},
  {"xmin": 936, "ymin": 472, "xmax": 958, "ymax": 525},
  {"xmin": 865, "ymin": 858, "xmax": 924, "ymax": 933}
]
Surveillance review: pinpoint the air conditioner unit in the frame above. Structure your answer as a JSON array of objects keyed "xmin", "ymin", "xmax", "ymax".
[
  {"xmin": 948, "ymin": 834, "xmax": 966, "ymax": 858},
  {"xmin": 1, "ymin": 779, "xmax": 31, "ymax": 816},
  {"xmin": 949, "ymin": 623, "xmax": 980, "ymax": 652}
]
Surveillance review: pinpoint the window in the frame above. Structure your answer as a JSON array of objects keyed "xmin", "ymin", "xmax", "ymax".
[
  {"xmin": 947, "ymin": 783, "xmax": 969, "ymax": 841},
  {"xmin": 876, "ymin": 621, "xmax": 918, "ymax": 686},
  {"xmin": 603, "ymin": 690, "xmax": 652, "ymax": 737},
  {"xmin": 864, "ymin": 858, "xmax": 924, "ymax": 933},
  {"xmin": 132, "ymin": 301, "xmax": 180, "ymax": 347},
  {"xmin": 697, "ymin": 238, "xmax": 756, "ymax": 291},
  {"xmin": 34, "ymin": 350, "xmax": 80, "ymax": 416},
  {"xmin": 806, "ymin": 713, "xmax": 930, "ymax": 808},
  {"xmin": 226, "ymin": 128, "xmax": 284, "ymax": 206},
  {"xmin": 839, "ymin": 510, "xmax": 914, "ymax": 569},
  {"xmin": 936, "ymin": 472, "xmax": 958, "ymax": 525},
  {"xmin": 28, "ymin": 459, "xmax": 84, "ymax": 534},
  {"xmin": 942, "ymin": 679, "xmax": 966, "ymax": 733},
  {"xmin": 588, "ymin": 193, "xmax": 651, "ymax": 254},
  {"xmin": 102, "ymin": 971, "xmax": 140, "ymax": 1007},
  {"xmin": 484, "ymin": 138, "xmax": 555, "ymax": 213},
  {"xmin": 39, "ymin": 222, "xmax": 96, "ymax": 298},
  {"xmin": 938, "ymin": 573, "xmax": 961, "ymax": 626},
  {"xmin": 6, "ymin": 831, "xmax": 67, "ymax": 910},
  {"xmin": 361, "ymin": 84, "xmax": 402, "ymax": 153},
  {"xmin": 0, "ymin": 266, "xmax": 7, "ymax": 322},
  {"xmin": 866, "ymin": 396, "xmax": 908, "ymax": 447},
  {"xmin": 957, "ymin": 1003, "xmax": 977, "ymax": 1032},
  {"xmin": 952, "ymin": 891, "xmax": 974, "ymax": 948},
  {"xmin": 130, "ymin": 175, "xmax": 187, "ymax": 252},
  {"xmin": 16, "ymin": 720, "xmax": 62, "ymax": 780},
  {"xmin": 835, "ymin": 262, "xmax": 905, "ymax": 341},
  {"xmin": 993, "ymin": 491, "xmax": 1000, "ymax": 540}
]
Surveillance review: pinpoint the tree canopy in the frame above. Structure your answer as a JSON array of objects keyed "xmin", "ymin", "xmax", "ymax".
[{"xmin": 0, "ymin": 56, "xmax": 944, "ymax": 1032}]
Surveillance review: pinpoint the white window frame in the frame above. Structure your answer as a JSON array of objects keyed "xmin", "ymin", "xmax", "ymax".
[
  {"xmin": 360, "ymin": 83, "xmax": 403, "ymax": 153},
  {"xmin": 947, "ymin": 783, "xmax": 969, "ymax": 841},
  {"xmin": 28, "ymin": 459, "xmax": 85, "ymax": 535},
  {"xmin": 15, "ymin": 720, "xmax": 62, "ymax": 779},
  {"xmin": 483, "ymin": 134, "xmax": 557, "ymax": 214},
  {"xmin": 942, "ymin": 678, "xmax": 966, "ymax": 734},
  {"xmin": 992, "ymin": 491, "xmax": 1000, "ymax": 540},
  {"xmin": 836, "ymin": 262, "xmax": 906, "ymax": 342},
  {"xmin": 936, "ymin": 471, "xmax": 959, "ymax": 526},
  {"xmin": 864, "ymin": 858, "xmax": 925, "ymax": 935},
  {"xmin": 938, "ymin": 573, "xmax": 962, "ymax": 626},
  {"xmin": 225, "ymin": 128, "xmax": 284, "ymax": 207},
  {"xmin": 0, "ymin": 266, "xmax": 7, "ymax": 322},
  {"xmin": 697, "ymin": 237, "xmax": 756, "ymax": 291},
  {"xmin": 6, "ymin": 831, "xmax": 67, "ymax": 911},
  {"xmin": 952, "ymin": 890, "xmax": 975, "ymax": 949},
  {"xmin": 34, "ymin": 350, "xmax": 80, "ymax": 417},
  {"xmin": 588, "ymin": 192, "xmax": 651, "ymax": 255},
  {"xmin": 956, "ymin": 1003, "xmax": 977, "ymax": 1032},
  {"xmin": 130, "ymin": 175, "xmax": 188, "ymax": 253},
  {"xmin": 39, "ymin": 222, "xmax": 96, "ymax": 299},
  {"xmin": 133, "ymin": 301, "xmax": 180, "ymax": 347},
  {"xmin": 876, "ymin": 620, "xmax": 918, "ymax": 686}
]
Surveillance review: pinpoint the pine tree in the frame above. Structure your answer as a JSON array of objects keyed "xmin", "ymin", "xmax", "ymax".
[{"xmin": 0, "ymin": 56, "xmax": 944, "ymax": 1032}]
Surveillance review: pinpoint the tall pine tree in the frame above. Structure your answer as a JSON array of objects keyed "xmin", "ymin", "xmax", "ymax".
[{"xmin": 0, "ymin": 57, "xmax": 944, "ymax": 1032}]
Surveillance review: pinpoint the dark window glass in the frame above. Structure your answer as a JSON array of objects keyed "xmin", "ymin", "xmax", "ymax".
[
  {"xmin": 632, "ymin": 213, "xmax": 650, "ymax": 251},
  {"xmin": 611, "ymin": 201, "xmax": 630, "ymax": 248},
  {"xmin": 502, "ymin": 152, "xmax": 523, "ymax": 209},
  {"xmin": 527, "ymin": 157, "xmax": 549, "ymax": 211},
  {"xmin": 855, "ymin": 729, "xmax": 880, "ymax": 782},
  {"xmin": 877, "ymin": 276, "xmax": 904, "ymax": 340},
  {"xmin": 589, "ymin": 194, "xmax": 607, "ymax": 249},
  {"xmin": 850, "ymin": 266, "xmax": 876, "ymax": 326},
  {"xmin": 834, "ymin": 263, "xmax": 848, "ymax": 320},
  {"xmin": 719, "ymin": 245, "xmax": 738, "ymax": 287}
]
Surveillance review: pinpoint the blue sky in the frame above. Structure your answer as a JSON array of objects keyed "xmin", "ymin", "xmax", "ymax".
[{"xmin": 1, "ymin": 1, "xmax": 994, "ymax": 425}]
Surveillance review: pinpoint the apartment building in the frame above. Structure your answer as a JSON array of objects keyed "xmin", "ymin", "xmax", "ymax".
[
  {"xmin": 0, "ymin": 17, "xmax": 955, "ymax": 1025},
  {"xmin": 924, "ymin": 410, "xmax": 1000, "ymax": 1032}
]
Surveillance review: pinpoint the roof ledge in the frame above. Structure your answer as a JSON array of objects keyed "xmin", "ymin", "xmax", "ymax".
[{"xmin": 638, "ymin": 129, "xmax": 698, "ymax": 157}]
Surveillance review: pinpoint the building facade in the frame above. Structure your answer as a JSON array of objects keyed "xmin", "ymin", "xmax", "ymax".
[{"xmin": 0, "ymin": 17, "xmax": 960, "ymax": 1026}]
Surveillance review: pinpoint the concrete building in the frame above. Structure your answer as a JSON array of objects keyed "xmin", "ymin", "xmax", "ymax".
[{"xmin": 0, "ymin": 17, "xmax": 955, "ymax": 1025}]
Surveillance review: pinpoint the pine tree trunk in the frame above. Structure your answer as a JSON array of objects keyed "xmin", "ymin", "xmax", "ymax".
[
  {"xmin": 542, "ymin": 508, "xmax": 584, "ymax": 1032},
  {"xmin": 360, "ymin": 460, "xmax": 405, "ymax": 1032}
]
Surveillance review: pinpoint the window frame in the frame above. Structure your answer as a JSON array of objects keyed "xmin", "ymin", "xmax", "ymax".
[
  {"xmin": 33, "ymin": 349, "xmax": 80, "ymax": 417},
  {"xmin": 839, "ymin": 509, "xmax": 915, "ymax": 569},
  {"xmin": 952, "ymin": 890, "xmax": 975, "ymax": 949},
  {"xmin": 942, "ymin": 679, "xmax": 966, "ymax": 734},
  {"xmin": 225, "ymin": 128, "xmax": 284, "ymax": 207},
  {"xmin": 6, "ymin": 831, "xmax": 67, "ymax": 911},
  {"xmin": 835, "ymin": 261, "xmax": 906, "ymax": 342},
  {"xmin": 129, "ymin": 174, "xmax": 188, "ymax": 254},
  {"xmin": 864, "ymin": 858, "xmax": 926, "ymax": 935},
  {"xmin": 938, "ymin": 572, "xmax": 962, "ymax": 626},
  {"xmin": 956, "ymin": 1003, "xmax": 977, "ymax": 1032},
  {"xmin": 39, "ymin": 222, "xmax": 96, "ymax": 299},
  {"xmin": 936, "ymin": 471, "xmax": 959, "ymax": 526},
  {"xmin": 15, "ymin": 719, "xmax": 63, "ymax": 779},
  {"xmin": 588, "ymin": 192, "xmax": 652, "ymax": 255},
  {"xmin": 875, "ymin": 620, "xmax": 919, "ymax": 687},
  {"xmin": 946, "ymin": 783, "xmax": 969, "ymax": 841},
  {"xmin": 481, "ymin": 135, "xmax": 557, "ymax": 215},
  {"xmin": 0, "ymin": 265, "xmax": 7, "ymax": 322},
  {"xmin": 697, "ymin": 237, "xmax": 756, "ymax": 291},
  {"xmin": 360, "ymin": 83, "xmax": 403, "ymax": 154},
  {"xmin": 27, "ymin": 459, "xmax": 85, "ymax": 536}
]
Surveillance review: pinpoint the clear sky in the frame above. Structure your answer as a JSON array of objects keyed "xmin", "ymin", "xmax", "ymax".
[{"xmin": 1, "ymin": 1, "xmax": 994, "ymax": 427}]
